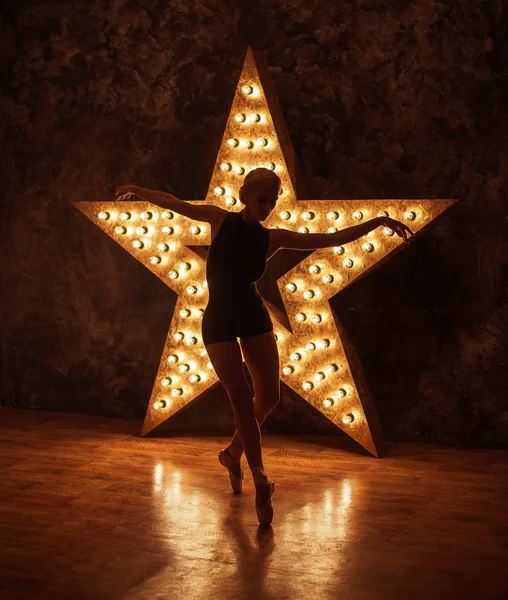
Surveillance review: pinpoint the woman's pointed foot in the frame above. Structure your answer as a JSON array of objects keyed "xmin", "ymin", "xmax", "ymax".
[{"xmin": 218, "ymin": 447, "xmax": 244, "ymax": 494}]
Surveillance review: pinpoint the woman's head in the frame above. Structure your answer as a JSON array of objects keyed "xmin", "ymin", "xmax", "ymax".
[{"xmin": 239, "ymin": 168, "xmax": 282, "ymax": 222}]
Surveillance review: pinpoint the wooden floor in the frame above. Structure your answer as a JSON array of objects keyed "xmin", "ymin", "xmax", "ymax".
[{"xmin": 0, "ymin": 408, "xmax": 507, "ymax": 600}]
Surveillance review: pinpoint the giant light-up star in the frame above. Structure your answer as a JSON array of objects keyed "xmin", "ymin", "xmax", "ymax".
[{"xmin": 74, "ymin": 48, "xmax": 456, "ymax": 457}]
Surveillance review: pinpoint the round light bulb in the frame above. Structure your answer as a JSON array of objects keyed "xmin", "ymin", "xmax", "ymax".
[
  {"xmin": 186, "ymin": 286, "xmax": 197, "ymax": 295},
  {"xmin": 362, "ymin": 243, "xmax": 374, "ymax": 252},
  {"xmin": 98, "ymin": 211, "xmax": 109, "ymax": 220},
  {"xmin": 161, "ymin": 226, "xmax": 174, "ymax": 234},
  {"xmin": 242, "ymin": 84, "xmax": 253, "ymax": 95},
  {"xmin": 180, "ymin": 309, "xmax": 191, "ymax": 317},
  {"xmin": 342, "ymin": 413, "xmax": 354, "ymax": 424},
  {"xmin": 303, "ymin": 382, "xmax": 314, "ymax": 391},
  {"xmin": 140, "ymin": 211, "xmax": 152, "ymax": 220},
  {"xmin": 135, "ymin": 226, "xmax": 148, "ymax": 235},
  {"xmin": 309, "ymin": 265, "xmax": 320, "ymax": 274},
  {"xmin": 257, "ymin": 137, "xmax": 268, "ymax": 147},
  {"xmin": 286, "ymin": 283, "xmax": 297, "ymax": 292},
  {"xmin": 298, "ymin": 226, "xmax": 309, "ymax": 233},
  {"xmin": 266, "ymin": 162, "xmax": 275, "ymax": 170},
  {"xmin": 327, "ymin": 211, "xmax": 339, "ymax": 220},
  {"xmin": 168, "ymin": 270, "xmax": 179, "ymax": 279},
  {"xmin": 344, "ymin": 259, "xmax": 354, "ymax": 268},
  {"xmin": 290, "ymin": 352, "xmax": 301, "ymax": 361},
  {"xmin": 132, "ymin": 240, "xmax": 143, "ymax": 249},
  {"xmin": 302, "ymin": 211, "xmax": 315, "ymax": 221},
  {"xmin": 172, "ymin": 388, "xmax": 183, "ymax": 397},
  {"xmin": 153, "ymin": 400, "xmax": 167, "ymax": 410},
  {"xmin": 115, "ymin": 226, "xmax": 127, "ymax": 235},
  {"xmin": 235, "ymin": 113, "xmax": 246, "ymax": 123},
  {"xmin": 221, "ymin": 163, "xmax": 232, "ymax": 171},
  {"xmin": 250, "ymin": 113, "xmax": 261, "ymax": 122},
  {"xmin": 404, "ymin": 210, "xmax": 416, "ymax": 220},
  {"xmin": 322, "ymin": 398, "xmax": 334, "ymax": 409},
  {"xmin": 322, "ymin": 274, "xmax": 334, "ymax": 283},
  {"xmin": 280, "ymin": 211, "xmax": 291, "ymax": 220},
  {"xmin": 161, "ymin": 378, "xmax": 171, "ymax": 387},
  {"xmin": 234, "ymin": 166, "xmax": 245, "ymax": 175},
  {"xmin": 305, "ymin": 342, "xmax": 316, "ymax": 351},
  {"xmin": 334, "ymin": 246, "xmax": 345, "ymax": 255},
  {"xmin": 282, "ymin": 366, "xmax": 294, "ymax": 375},
  {"xmin": 180, "ymin": 262, "xmax": 191, "ymax": 270},
  {"xmin": 303, "ymin": 290, "xmax": 315, "ymax": 299},
  {"xmin": 150, "ymin": 256, "xmax": 161, "ymax": 264},
  {"xmin": 353, "ymin": 211, "xmax": 363, "ymax": 220},
  {"xmin": 190, "ymin": 225, "xmax": 201, "ymax": 234},
  {"xmin": 296, "ymin": 313, "xmax": 306, "ymax": 322},
  {"xmin": 167, "ymin": 354, "xmax": 178, "ymax": 363},
  {"xmin": 227, "ymin": 138, "xmax": 239, "ymax": 147},
  {"xmin": 120, "ymin": 212, "xmax": 131, "ymax": 220},
  {"xmin": 157, "ymin": 243, "xmax": 169, "ymax": 251},
  {"xmin": 214, "ymin": 186, "xmax": 225, "ymax": 196},
  {"xmin": 174, "ymin": 332, "xmax": 184, "ymax": 341},
  {"xmin": 311, "ymin": 314, "xmax": 322, "ymax": 323}
]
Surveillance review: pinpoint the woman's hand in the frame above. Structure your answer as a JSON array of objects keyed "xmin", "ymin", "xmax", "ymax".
[
  {"xmin": 114, "ymin": 185, "xmax": 138, "ymax": 201},
  {"xmin": 379, "ymin": 216, "xmax": 414, "ymax": 244}
]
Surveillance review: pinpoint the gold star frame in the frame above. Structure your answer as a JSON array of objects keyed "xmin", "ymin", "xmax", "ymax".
[{"xmin": 74, "ymin": 48, "xmax": 456, "ymax": 457}]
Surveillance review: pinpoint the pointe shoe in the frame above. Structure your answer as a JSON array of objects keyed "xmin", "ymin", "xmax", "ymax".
[
  {"xmin": 218, "ymin": 448, "xmax": 244, "ymax": 493},
  {"xmin": 254, "ymin": 476, "xmax": 275, "ymax": 526}
]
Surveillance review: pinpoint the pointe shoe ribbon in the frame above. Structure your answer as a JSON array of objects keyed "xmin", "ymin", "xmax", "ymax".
[{"xmin": 218, "ymin": 448, "xmax": 244, "ymax": 494}]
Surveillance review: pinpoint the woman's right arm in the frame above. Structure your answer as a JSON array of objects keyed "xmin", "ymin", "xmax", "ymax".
[{"xmin": 114, "ymin": 185, "xmax": 227, "ymax": 223}]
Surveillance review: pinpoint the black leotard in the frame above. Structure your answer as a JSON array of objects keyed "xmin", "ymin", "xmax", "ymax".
[{"xmin": 201, "ymin": 209, "xmax": 273, "ymax": 345}]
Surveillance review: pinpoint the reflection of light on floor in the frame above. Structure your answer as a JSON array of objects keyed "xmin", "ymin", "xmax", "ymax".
[{"xmin": 153, "ymin": 462, "xmax": 164, "ymax": 487}]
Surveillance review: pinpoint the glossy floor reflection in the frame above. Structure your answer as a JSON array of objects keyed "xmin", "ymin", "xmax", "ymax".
[{"xmin": 1, "ymin": 408, "xmax": 507, "ymax": 600}]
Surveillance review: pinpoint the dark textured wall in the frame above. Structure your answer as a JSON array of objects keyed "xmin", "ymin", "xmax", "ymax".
[{"xmin": 1, "ymin": 0, "xmax": 507, "ymax": 448}]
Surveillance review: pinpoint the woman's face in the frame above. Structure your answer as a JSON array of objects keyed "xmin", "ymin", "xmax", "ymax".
[{"xmin": 243, "ymin": 184, "xmax": 280, "ymax": 221}]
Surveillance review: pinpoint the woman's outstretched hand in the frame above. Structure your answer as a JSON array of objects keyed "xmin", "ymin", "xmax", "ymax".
[
  {"xmin": 379, "ymin": 216, "xmax": 414, "ymax": 244},
  {"xmin": 114, "ymin": 185, "xmax": 137, "ymax": 201}
]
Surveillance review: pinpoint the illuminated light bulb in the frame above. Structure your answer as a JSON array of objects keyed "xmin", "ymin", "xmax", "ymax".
[
  {"xmin": 319, "ymin": 339, "xmax": 331, "ymax": 348},
  {"xmin": 221, "ymin": 162, "xmax": 232, "ymax": 171},
  {"xmin": 306, "ymin": 342, "xmax": 316, "ymax": 351},
  {"xmin": 337, "ymin": 388, "xmax": 347, "ymax": 397},
  {"xmin": 161, "ymin": 378, "xmax": 171, "ymax": 387},
  {"xmin": 327, "ymin": 211, "xmax": 339, "ymax": 220},
  {"xmin": 290, "ymin": 352, "xmax": 302, "ymax": 361},
  {"xmin": 168, "ymin": 270, "xmax": 179, "ymax": 279},
  {"xmin": 115, "ymin": 226, "xmax": 127, "ymax": 234},
  {"xmin": 227, "ymin": 138, "xmax": 239, "ymax": 147},
  {"xmin": 241, "ymin": 139, "xmax": 253, "ymax": 149},
  {"xmin": 362, "ymin": 242, "xmax": 374, "ymax": 252},
  {"xmin": 303, "ymin": 290, "xmax": 315, "ymax": 299},
  {"xmin": 153, "ymin": 400, "xmax": 167, "ymax": 410},
  {"xmin": 180, "ymin": 309, "xmax": 191, "ymax": 317},
  {"xmin": 161, "ymin": 226, "xmax": 174, "ymax": 234},
  {"xmin": 196, "ymin": 308, "xmax": 204, "ymax": 317},
  {"xmin": 186, "ymin": 286, "xmax": 197, "ymax": 295},
  {"xmin": 384, "ymin": 227, "xmax": 395, "ymax": 236},
  {"xmin": 343, "ymin": 413, "xmax": 354, "ymax": 424},
  {"xmin": 190, "ymin": 225, "xmax": 201, "ymax": 234},
  {"xmin": 282, "ymin": 366, "xmax": 295, "ymax": 375},
  {"xmin": 140, "ymin": 211, "xmax": 153, "ymax": 220},
  {"xmin": 286, "ymin": 283, "xmax": 297, "ymax": 292},
  {"xmin": 235, "ymin": 113, "xmax": 246, "ymax": 122},
  {"xmin": 328, "ymin": 363, "xmax": 339, "ymax": 373},
  {"xmin": 157, "ymin": 243, "xmax": 169, "ymax": 251},
  {"xmin": 327, "ymin": 227, "xmax": 339, "ymax": 233},
  {"xmin": 179, "ymin": 364, "xmax": 190, "ymax": 373},
  {"xmin": 298, "ymin": 226, "xmax": 309, "ymax": 233},
  {"xmin": 203, "ymin": 280, "xmax": 208, "ymax": 288},
  {"xmin": 280, "ymin": 211, "xmax": 291, "ymax": 220},
  {"xmin": 315, "ymin": 371, "xmax": 326, "ymax": 381},
  {"xmin": 322, "ymin": 274, "xmax": 334, "ymax": 283},
  {"xmin": 120, "ymin": 212, "xmax": 131, "ymax": 220},
  {"xmin": 344, "ymin": 259, "xmax": 354, "ymax": 268},
  {"xmin": 303, "ymin": 381, "xmax": 314, "ymax": 391},
  {"xmin": 322, "ymin": 398, "xmax": 334, "ymax": 409},
  {"xmin": 353, "ymin": 211, "xmax": 363, "ymax": 220},
  {"xmin": 174, "ymin": 332, "xmax": 184, "ymax": 341},
  {"xmin": 179, "ymin": 262, "xmax": 190, "ymax": 270},
  {"xmin": 334, "ymin": 246, "xmax": 345, "ymax": 255},
  {"xmin": 214, "ymin": 186, "xmax": 225, "ymax": 196},
  {"xmin": 98, "ymin": 211, "xmax": 110, "ymax": 220},
  {"xmin": 207, "ymin": 362, "xmax": 213, "ymax": 369},
  {"xmin": 257, "ymin": 137, "xmax": 268, "ymax": 147},
  {"xmin": 132, "ymin": 240, "xmax": 144, "ymax": 249},
  {"xmin": 186, "ymin": 336, "xmax": 198, "ymax": 345},
  {"xmin": 167, "ymin": 354, "xmax": 178, "ymax": 364},
  {"xmin": 377, "ymin": 211, "xmax": 388, "ymax": 218},
  {"xmin": 189, "ymin": 374, "xmax": 201, "ymax": 383},
  {"xmin": 266, "ymin": 162, "xmax": 275, "ymax": 170},
  {"xmin": 242, "ymin": 84, "xmax": 253, "ymax": 95},
  {"xmin": 172, "ymin": 388, "xmax": 183, "ymax": 397},
  {"xmin": 250, "ymin": 113, "xmax": 261, "ymax": 122},
  {"xmin": 234, "ymin": 165, "xmax": 245, "ymax": 175},
  {"xmin": 311, "ymin": 314, "xmax": 322, "ymax": 323},
  {"xmin": 296, "ymin": 313, "xmax": 306, "ymax": 322},
  {"xmin": 302, "ymin": 211, "xmax": 315, "ymax": 221},
  {"xmin": 150, "ymin": 256, "xmax": 161, "ymax": 264},
  {"xmin": 226, "ymin": 196, "xmax": 237, "ymax": 206},
  {"xmin": 162, "ymin": 211, "xmax": 174, "ymax": 219},
  {"xmin": 136, "ymin": 226, "xmax": 148, "ymax": 235},
  {"xmin": 309, "ymin": 265, "xmax": 321, "ymax": 274},
  {"xmin": 404, "ymin": 210, "xmax": 416, "ymax": 220}
]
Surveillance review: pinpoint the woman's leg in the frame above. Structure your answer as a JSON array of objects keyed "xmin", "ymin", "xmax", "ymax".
[
  {"xmin": 206, "ymin": 339, "xmax": 265, "ymax": 471},
  {"xmin": 229, "ymin": 330, "xmax": 281, "ymax": 456}
]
